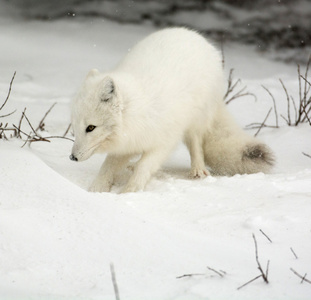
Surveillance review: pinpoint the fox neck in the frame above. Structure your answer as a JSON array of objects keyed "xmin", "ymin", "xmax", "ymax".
[{"xmin": 107, "ymin": 72, "xmax": 149, "ymax": 155}]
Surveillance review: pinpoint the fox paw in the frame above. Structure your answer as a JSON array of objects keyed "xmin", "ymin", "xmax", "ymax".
[
  {"xmin": 89, "ymin": 179, "xmax": 112, "ymax": 193},
  {"xmin": 190, "ymin": 168, "xmax": 210, "ymax": 179},
  {"xmin": 120, "ymin": 181, "xmax": 145, "ymax": 193}
]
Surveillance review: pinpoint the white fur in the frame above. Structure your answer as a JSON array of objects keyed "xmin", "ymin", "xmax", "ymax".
[{"xmin": 70, "ymin": 28, "xmax": 274, "ymax": 193}]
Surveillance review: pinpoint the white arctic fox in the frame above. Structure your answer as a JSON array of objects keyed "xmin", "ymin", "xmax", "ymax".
[{"xmin": 70, "ymin": 28, "xmax": 274, "ymax": 193}]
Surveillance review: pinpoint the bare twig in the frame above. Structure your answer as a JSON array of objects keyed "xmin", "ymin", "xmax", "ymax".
[
  {"xmin": 177, "ymin": 266, "xmax": 226, "ymax": 280},
  {"xmin": 290, "ymin": 268, "xmax": 311, "ymax": 284},
  {"xmin": 290, "ymin": 95, "xmax": 298, "ymax": 124},
  {"xmin": 13, "ymin": 124, "xmax": 35, "ymax": 146},
  {"xmin": 245, "ymin": 123, "xmax": 278, "ymax": 130},
  {"xmin": 22, "ymin": 111, "xmax": 38, "ymax": 136},
  {"xmin": 296, "ymin": 57, "xmax": 311, "ymax": 125},
  {"xmin": 16, "ymin": 108, "xmax": 26, "ymax": 138},
  {"xmin": 63, "ymin": 123, "xmax": 72, "ymax": 138},
  {"xmin": 110, "ymin": 263, "xmax": 120, "ymax": 300},
  {"xmin": 13, "ymin": 123, "xmax": 73, "ymax": 147},
  {"xmin": 254, "ymin": 107, "xmax": 273, "ymax": 137},
  {"xmin": 259, "ymin": 229, "xmax": 273, "ymax": 243},
  {"xmin": 238, "ymin": 234, "xmax": 270, "ymax": 290},
  {"xmin": 13, "ymin": 125, "xmax": 49, "ymax": 145},
  {"xmin": 262, "ymin": 85, "xmax": 279, "ymax": 128},
  {"xmin": 302, "ymin": 152, "xmax": 311, "ymax": 159},
  {"xmin": 280, "ymin": 78, "xmax": 292, "ymax": 125},
  {"xmin": 253, "ymin": 234, "xmax": 269, "ymax": 283},
  {"xmin": 301, "ymin": 75, "xmax": 311, "ymax": 87},
  {"xmin": 301, "ymin": 273, "xmax": 308, "ymax": 284},
  {"xmin": 0, "ymin": 71, "xmax": 16, "ymax": 112},
  {"xmin": 251, "ymin": 58, "xmax": 310, "ymax": 129},
  {"xmin": 237, "ymin": 275, "xmax": 262, "ymax": 290},
  {"xmin": 0, "ymin": 72, "xmax": 17, "ymax": 119},
  {"xmin": 290, "ymin": 247, "xmax": 298, "ymax": 259},
  {"xmin": 176, "ymin": 273, "xmax": 205, "ymax": 279},
  {"xmin": 224, "ymin": 69, "xmax": 257, "ymax": 104},
  {"xmin": 0, "ymin": 109, "xmax": 17, "ymax": 118},
  {"xmin": 298, "ymin": 64, "xmax": 303, "ymax": 108},
  {"xmin": 0, "ymin": 122, "xmax": 18, "ymax": 139},
  {"xmin": 37, "ymin": 135, "xmax": 73, "ymax": 142},
  {"xmin": 301, "ymin": 103, "xmax": 311, "ymax": 125},
  {"xmin": 265, "ymin": 260, "xmax": 270, "ymax": 280},
  {"xmin": 36, "ymin": 102, "xmax": 57, "ymax": 131},
  {"xmin": 303, "ymin": 56, "xmax": 311, "ymax": 102},
  {"xmin": 0, "ymin": 73, "xmax": 73, "ymax": 145},
  {"xmin": 224, "ymin": 69, "xmax": 238, "ymax": 100},
  {"xmin": 207, "ymin": 266, "xmax": 225, "ymax": 278}
]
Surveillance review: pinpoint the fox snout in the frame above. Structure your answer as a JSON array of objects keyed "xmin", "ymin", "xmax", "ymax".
[{"xmin": 69, "ymin": 154, "xmax": 78, "ymax": 162}]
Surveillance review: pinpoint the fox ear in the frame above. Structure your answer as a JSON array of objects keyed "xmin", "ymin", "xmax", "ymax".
[
  {"xmin": 100, "ymin": 76, "xmax": 115, "ymax": 102},
  {"xmin": 86, "ymin": 69, "xmax": 100, "ymax": 79}
]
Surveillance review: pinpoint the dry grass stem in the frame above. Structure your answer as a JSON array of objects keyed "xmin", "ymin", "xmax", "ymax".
[
  {"xmin": 36, "ymin": 102, "xmax": 57, "ymax": 131},
  {"xmin": 0, "ymin": 71, "xmax": 16, "ymax": 113},
  {"xmin": 207, "ymin": 266, "xmax": 226, "ymax": 278},
  {"xmin": 238, "ymin": 234, "xmax": 270, "ymax": 290},
  {"xmin": 110, "ymin": 263, "xmax": 121, "ymax": 300},
  {"xmin": 302, "ymin": 152, "xmax": 311, "ymax": 159},
  {"xmin": 254, "ymin": 107, "xmax": 273, "ymax": 137},
  {"xmin": 279, "ymin": 78, "xmax": 292, "ymax": 125},
  {"xmin": 176, "ymin": 273, "xmax": 205, "ymax": 279},
  {"xmin": 259, "ymin": 229, "xmax": 273, "ymax": 243},
  {"xmin": 224, "ymin": 69, "xmax": 257, "ymax": 104},
  {"xmin": 237, "ymin": 275, "xmax": 262, "ymax": 290},
  {"xmin": 262, "ymin": 85, "xmax": 279, "ymax": 128},
  {"xmin": 63, "ymin": 123, "xmax": 72, "ymax": 137},
  {"xmin": 290, "ymin": 268, "xmax": 311, "ymax": 284},
  {"xmin": 253, "ymin": 234, "xmax": 269, "ymax": 283},
  {"xmin": 290, "ymin": 247, "xmax": 298, "ymax": 259}
]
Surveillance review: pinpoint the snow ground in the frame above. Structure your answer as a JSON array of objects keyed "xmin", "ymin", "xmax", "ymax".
[{"xmin": 0, "ymin": 11, "xmax": 311, "ymax": 300}]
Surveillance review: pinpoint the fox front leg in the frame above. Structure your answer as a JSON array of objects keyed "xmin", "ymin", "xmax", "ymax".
[
  {"xmin": 121, "ymin": 147, "xmax": 172, "ymax": 193},
  {"xmin": 89, "ymin": 154, "xmax": 131, "ymax": 192}
]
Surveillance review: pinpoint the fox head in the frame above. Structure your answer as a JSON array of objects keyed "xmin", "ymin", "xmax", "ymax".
[{"xmin": 70, "ymin": 69, "xmax": 123, "ymax": 162}]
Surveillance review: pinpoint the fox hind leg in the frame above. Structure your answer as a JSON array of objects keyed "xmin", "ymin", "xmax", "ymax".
[{"xmin": 184, "ymin": 133, "xmax": 209, "ymax": 179}]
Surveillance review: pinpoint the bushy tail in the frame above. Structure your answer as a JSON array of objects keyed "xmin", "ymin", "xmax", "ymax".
[{"xmin": 203, "ymin": 105, "xmax": 275, "ymax": 176}]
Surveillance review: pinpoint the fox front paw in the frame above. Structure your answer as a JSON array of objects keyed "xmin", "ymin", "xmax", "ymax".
[
  {"xmin": 89, "ymin": 178, "xmax": 112, "ymax": 193},
  {"xmin": 120, "ymin": 181, "xmax": 145, "ymax": 193}
]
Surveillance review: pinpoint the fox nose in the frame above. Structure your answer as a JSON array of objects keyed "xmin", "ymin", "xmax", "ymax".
[{"xmin": 69, "ymin": 154, "xmax": 78, "ymax": 161}]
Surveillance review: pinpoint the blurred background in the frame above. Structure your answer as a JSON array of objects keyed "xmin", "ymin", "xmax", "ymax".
[{"xmin": 2, "ymin": 0, "xmax": 311, "ymax": 63}]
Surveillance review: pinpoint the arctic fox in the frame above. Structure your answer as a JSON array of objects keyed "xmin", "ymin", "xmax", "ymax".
[{"xmin": 70, "ymin": 28, "xmax": 274, "ymax": 193}]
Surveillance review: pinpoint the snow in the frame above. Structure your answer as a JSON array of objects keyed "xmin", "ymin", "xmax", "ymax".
[{"xmin": 0, "ymin": 10, "xmax": 311, "ymax": 300}]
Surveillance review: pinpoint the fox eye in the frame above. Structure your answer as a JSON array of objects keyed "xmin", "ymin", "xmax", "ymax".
[{"xmin": 86, "ymin": 125, "xmax": 96, "ymax": 133}]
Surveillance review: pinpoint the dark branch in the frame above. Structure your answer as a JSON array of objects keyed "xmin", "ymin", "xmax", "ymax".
[
  {"xmin": 290, "ymin": 247, "xmax": 298, "ymax": 259},
  {"xmin": 280, "ymin": 78, "xmax": 292, "ymax": 125},
  {"xmin": 253, "ymin": 233, "xmax": 269, "ymax": 283},
  {"xmin": 207, "ymin": 266, "xmax": 225, "ymax": 278},
  {"xmin": 0, "ymin": 109, "xmax": 16, "ymax": 119},
  {"xmin": 290, "ymin": 268, "xmax": 311, "ymax": 284},
  {"xmin": 262, "ymin": 85, "xmax": 279, "ymax": 128},
  {"xmin": 259, "ymin": 229, "xmax": 273, "ymax": 243},
  {"xmin": 63, "ymin": 123, "xmax": 71, "ymax": 137},
  {"xmin": 0, "ymin": 71, "xmax": 16, "ymax": 112},
  {"xmin": 237, "ymin": 275, "xmax": 262, "ymax": 290},
  {"xmin": 110, "ymin": 263, "xmax": 121, "ymax": 300},
  {"xmin": 302, "ymin": 152, "xmax": 311, "ymax": 159},
  {"xmin": 254, "ymin": 107, "xmax": 273, "ymax": 137},
  {"xmin": 176, "ymin": 273, "xmax": 205, "ymax": 279},
  {"xmin": 36, "ymin": 102, "xmax": 57, "ymax": 131}
]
